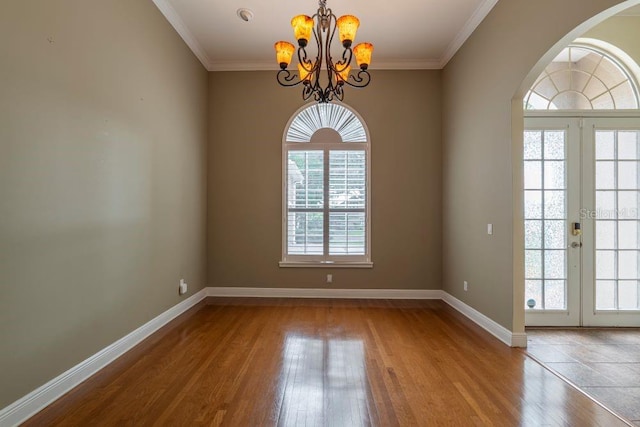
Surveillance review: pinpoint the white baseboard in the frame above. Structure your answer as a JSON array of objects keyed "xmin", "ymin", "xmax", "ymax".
[
  {"xmin": 441, "ymin": 292, "xmax": 527, "ymax": 348},
  {"xmin": 207, "ymin": 286, "xmax": 444, "ymax": 300},
  {"xmin": 511, "ymin": 333, "xmax": 528, "ymax": 348},
  {"xmin": 0, "ymin": 289, "xmax": 207, "ymax": 427}
]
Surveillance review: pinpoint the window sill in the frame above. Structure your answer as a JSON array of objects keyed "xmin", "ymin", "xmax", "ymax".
[{"xmin": 279, "ymin": 261, "xmax": 373, "ymax": 269}]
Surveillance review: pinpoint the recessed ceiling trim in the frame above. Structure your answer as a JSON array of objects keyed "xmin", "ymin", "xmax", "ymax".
[
  {"xmin": 209, "ymin": 59, "xmax": 442, "ymax": 72},
  {"xmin": 439, "ymin": 0, "xmax": 499, "ymax": 68},
  {"xmin": 151, "ymin": 0, "xmax": 212, "ymax": 69}
]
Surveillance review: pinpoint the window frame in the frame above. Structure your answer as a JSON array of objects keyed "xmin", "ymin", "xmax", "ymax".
[{"xmin": 280, "ymin": 103, "xmax": 372, "ymax": 268}]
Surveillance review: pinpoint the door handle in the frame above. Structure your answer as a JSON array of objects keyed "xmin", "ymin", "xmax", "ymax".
[{"xmin": 570, "ymin": 241, "xmax": 582, "ymax": 248}]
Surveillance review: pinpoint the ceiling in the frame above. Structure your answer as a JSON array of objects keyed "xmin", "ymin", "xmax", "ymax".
[{"xmin": 151, "ymin": 0, "xmax": 498, "ymax": 71}]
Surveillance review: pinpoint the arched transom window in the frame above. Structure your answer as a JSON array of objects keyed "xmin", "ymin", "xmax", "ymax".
[
  {"xmin": 281, "ymin": 103, "xmax": 371, "ymax": 267},
  {"xmin": 525, "ymin": 43, "xmax": 640, "ymax": 110}
]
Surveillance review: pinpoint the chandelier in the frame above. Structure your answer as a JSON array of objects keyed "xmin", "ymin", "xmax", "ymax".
[{"xmin": 274, "ymin": 0, "xmax": 374, "ymax": 103}]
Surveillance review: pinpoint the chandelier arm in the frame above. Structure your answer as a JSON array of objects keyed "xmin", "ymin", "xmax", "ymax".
[
  {"xmin": 325, "ymin": 13, "xmax": 338, "ymax": 91},
  {"xmin": 312, "ymin": 20, "xmax": 322, "ymax": 70},
  {"xmin": 306, "ymin": 20, "xmax": 323, "ymax": 101},
  {"xmin": 297, "ymin": 46, "xmax": 310, "ymax": 70},
  {"xmin": 344, "ymin": 69, "xmax": 371, "ymax": 88},
  {"xmin": 335, "ymin": 84, "xmax": 344, "ymax": 102},
  {"xmin": 276, "ymin": 69, "xmax": 304, "ymax": 87},
  {"xmin": 336, "ymin": 48, "xmax": 353, "ymax": 70},
  {"xmin": 302, "ymin": 84, "xmax": 315, "ymax": 100},
  {"xmin": 326, "ymin": 13, "xmax": 338, "ymax": 69}
]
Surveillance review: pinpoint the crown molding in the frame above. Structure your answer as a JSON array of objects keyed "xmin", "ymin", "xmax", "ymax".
[
  {"xmin": 209, "ymin": 61, "xmax": 274, "ymax": 72},
  {"xmin": 209, "ymin": 58, "xmax": 443, "ymax": 72},
  {"xmin": 369, "ymin": 59, "xmax": 442, "ymax": 70},
  {"xmin": 439, "ymin": 0, "xmax": 499, "ymax": 68},
  {"xmin": 151, "ymin": 0, "xmax": 212, "ymax": 69}
]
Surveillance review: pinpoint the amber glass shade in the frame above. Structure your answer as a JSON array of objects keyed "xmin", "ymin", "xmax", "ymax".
[
  {"xmin": 291, "ymin": 15, "xmax": 314, "ymax": 47},
  {"xmin": 298, "ymin": 63, "xmax": 313, "ymax": 81},
  {"xmin": 353, "ymin": 43, "xmax": 373, "ymax": 70},
  {"xmin": 336, "ymin": 15, "xmax": 359, "ymax": 47},
  {"xmin": 335, "ymin": 65, "xmax": 351, "ymax": 84},
  {"xmin": 274, "ymin": 41, "xmax": 295, "ymax": 69}
]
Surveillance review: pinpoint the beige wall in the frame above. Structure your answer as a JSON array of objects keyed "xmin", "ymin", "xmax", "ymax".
[
  {"xmin": 0, "ymin": 0, "xmax": 208, "ymax": 408},
  {"xmin": 584, "ymin": 15, "xmax": 640, "ymax": 64},
  {"xmin": 208, "ymin": 70, "xmax": 442, "ymax": 290},
  {"xmin": 442, "ymin": 0, "xmax": 637, "ymax": 330}
]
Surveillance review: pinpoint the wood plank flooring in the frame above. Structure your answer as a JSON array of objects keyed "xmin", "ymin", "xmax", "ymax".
[{"xmin": 24, "ymin": 299, "xmax": 628, "ymax": 426}]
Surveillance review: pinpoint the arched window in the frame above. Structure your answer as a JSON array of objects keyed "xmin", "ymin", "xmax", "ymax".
[
  {"xmin": 525, "ymin": 41, "xmax": 640, "ymax": 110},
  {"xmin": 280, "ymin": 103, "xmax": 372, "ymax": 267}
]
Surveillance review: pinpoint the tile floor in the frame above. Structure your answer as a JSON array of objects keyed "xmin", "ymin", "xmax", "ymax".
[{"xmin": 527, "ymin": 328, "xmax": 640, "ymax": 425}]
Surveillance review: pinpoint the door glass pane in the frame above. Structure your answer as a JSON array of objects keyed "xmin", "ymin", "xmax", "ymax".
[
  {"xmin": 525, "ymin": 220, "xmax": 542, "ymax": 249},
  {"xmin": 524, "ymin": 161, "xmax": 542, "ymax": 189},
  {"xmin": 524, "ymin": 130, "xmax": 567, "ymax": 310},
  {"xmin": 618, "ymin": 132, "xmax": 638, "ymax": 159},
  {"xmin": 618, "ymin": 222, "xmax": 638, "ymax": 249},
  {"xmin": 596, "ymin": 250, "xmax": 616, "ymax": 279},
  {"xmin": 596, "ymin": 131, "xmax": 615, "ymax": 160},
  {"xmin": 544, "ymin": 280, "xmax": 566, "ymax": 309},
  {"xmin": 525, "ymin": 280, "xmax": 543, "ymax": 309},
  {"xmin": 596, "ymin": 161, "xmax": 615, "ymax": 189},
  {"xmin": 596, "ymin": 221, "xmax": 616, "ymax": 249},
  {"xmin": 525, "ymin": 191, "xmax": 543, "ymax": 219},
  {"xmin": 545, "ymin": 132, "xmax": 565, "ymax": 159},
  {"xmin": 618, "ymin": 280, "xmax": 639, "ymax": 310},
  {"xmin": 595, "ymin": 130, "xmax": 640, "ymax": 310},
  {"xmin": 596, "ymin": 280, "xmax": 616, "ymax": 309},
  {"xmin": 619, "ymin": 192, "xmax": 639, "ymax": 219},
  {"xmin": 544, "ymin": 191, "xmax": 565, "ymax": 219},
  {"xmin": 618, "ymin": 162, "xmax": 639, "ymax": 189},
  {"xmin": 618, "ymin": 251, "xmax": 638, "ymax": 280},
  {"xmin": 524, "ymin": 132, "xmax": 542, "ymax": 159},
  {"xmin": 545, "ymin": 250, "xmax": 566, "ymax": 279},
  {"xmin": 525, "ymin": 250, "xmax": 542, "ymax": 278},
  {"xmin": 544, "ymin": 161, "xmax": 565, "ymax": 189},
  {"xmin": 544, "ymin": 220, "xmax": 565, "ymax": 249}
]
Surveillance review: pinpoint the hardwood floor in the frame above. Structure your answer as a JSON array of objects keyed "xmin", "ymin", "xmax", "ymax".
[
  {"xmin": 25, "ymin": 299, "xmax": 628, "ymax": 426},
  {"xmin": 527, "ymin": 328, "xmax": 640, "ymax": 426}
]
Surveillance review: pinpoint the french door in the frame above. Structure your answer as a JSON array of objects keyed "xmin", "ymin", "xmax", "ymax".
[{"xmin": 525, "ymin": 115, "xmax": 640, "ymax": 326}]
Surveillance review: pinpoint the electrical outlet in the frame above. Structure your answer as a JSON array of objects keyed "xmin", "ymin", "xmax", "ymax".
[
  {"xmin": 179, "ymin": 279, "xmax": 187, "ymax": 295},
  {"xmin": 326, "ymin": 274, "xmax": 333, "ymax": 284},
  {"xmin": 464, "ymin": 281, "xmax": 468, "ymax": 292}
]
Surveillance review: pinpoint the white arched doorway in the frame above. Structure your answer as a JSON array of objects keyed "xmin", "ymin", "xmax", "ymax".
[{"xmin": 522, "ymin": 38, "xmax": 640, "ymax": 326}]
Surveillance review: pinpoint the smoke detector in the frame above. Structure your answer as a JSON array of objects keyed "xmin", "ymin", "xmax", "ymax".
[{"xmin": 237, "ymin": 8, "xmax": 254, "ymax": 22}]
